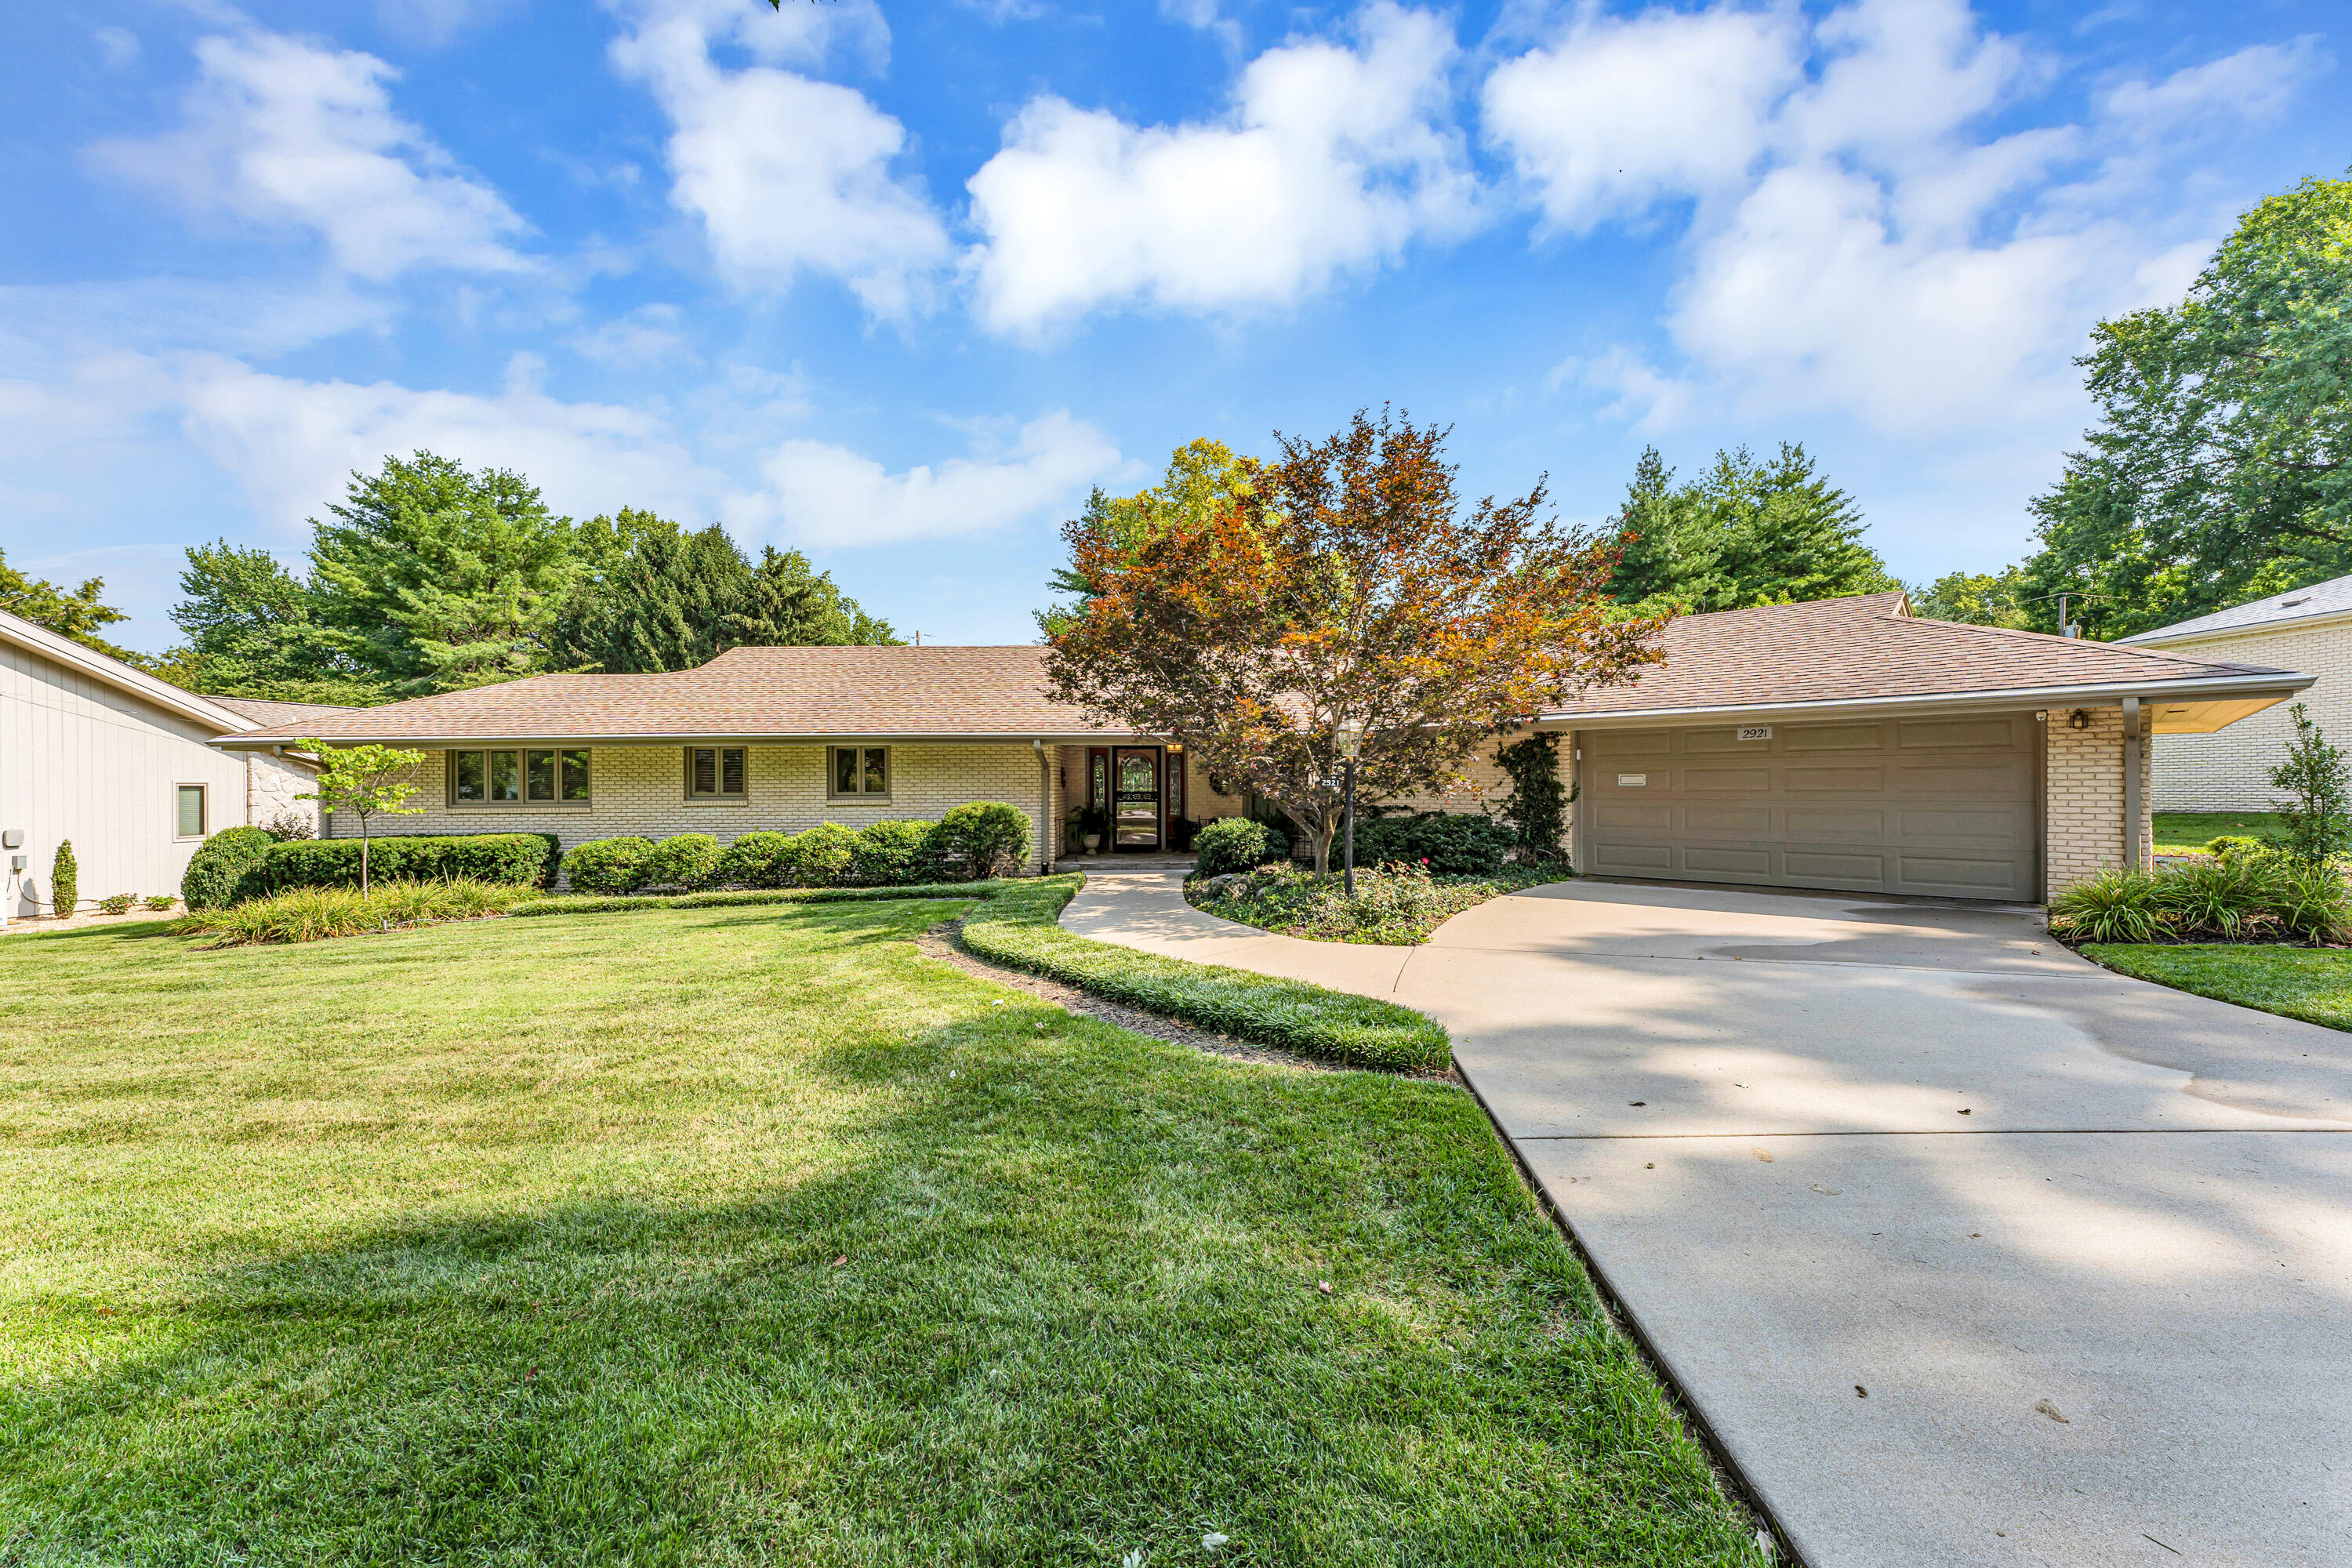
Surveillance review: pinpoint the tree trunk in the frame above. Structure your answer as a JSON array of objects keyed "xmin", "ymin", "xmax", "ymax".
[
  {"xmin": 1310, "ymin": 809, "xmax": 1337, "ymax": 874},
  {"xmin": 360, "ymin": 816, "xmax": 371, "ymax": 895}
]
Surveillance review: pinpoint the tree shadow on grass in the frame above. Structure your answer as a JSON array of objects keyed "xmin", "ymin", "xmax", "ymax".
[{"xmin": 2, "ymin": 921, "xmax": 1759, "ymax": 1567}]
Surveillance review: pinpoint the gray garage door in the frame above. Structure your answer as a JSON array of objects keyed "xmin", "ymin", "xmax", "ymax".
[{"xmin": 1578, "ymin": 714, "xmax": 2040, "ymax": 902}]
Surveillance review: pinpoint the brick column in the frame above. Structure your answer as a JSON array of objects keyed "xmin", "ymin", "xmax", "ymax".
[{"xmin": 2043, "ymin": 705, "xmax": 2152, "ymax": 900}]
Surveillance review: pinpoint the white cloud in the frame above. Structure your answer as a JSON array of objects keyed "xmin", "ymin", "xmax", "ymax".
[
  {"xmin": 609, "ymin": 0, "xmax": 949, "ymax": 317},
  {"xmin": 739, "ymin": 412, "xmax": 1122, "ymax": 546},
  {"xmin": 1490, "ymin": 0, "xmax": 2325, "ymax": 435},
  {"xmin": 1481, "ymin": 7, "xmax": 1798, "ymax": 232},
  {"xmin": 89, "ymin": 30, "xmax": 529, "ymax": 281},
  {"xmin": 966, "ymin": 2, "xmax": 1478, "ymax": 337},
  {"xmin": 570, "ymin": 302, "xmax": 693, "ymax": 365},
  {"xmin": 94, "ymin": 25, "xmax": 141, "ymax": 71}
]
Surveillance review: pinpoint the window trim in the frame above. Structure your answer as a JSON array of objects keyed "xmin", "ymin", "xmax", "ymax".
[
  {"xmin": 174, "ymin": 782, "xmax": 208, "ymax": 840},
  {"xmin": 683, "ymin": 745, "xmax": 750, "ymax": 804},
  {"xmin": 827, "ymin": 744, "xmax": 892, "ymax": 802},
  {"xmin": 445, "ymin": 746, "xmax": 593, "ymax": 808}
]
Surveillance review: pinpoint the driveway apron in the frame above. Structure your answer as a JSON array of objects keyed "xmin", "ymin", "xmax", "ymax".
[{"xmin": 1062, "ymin": 867, "xmax": 2352, "ymax": 1568}]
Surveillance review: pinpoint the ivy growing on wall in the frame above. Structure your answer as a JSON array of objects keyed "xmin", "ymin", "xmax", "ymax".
[{"xmin": 1494, "ymin": 734, "xmax": 1573, "ymax": 866}]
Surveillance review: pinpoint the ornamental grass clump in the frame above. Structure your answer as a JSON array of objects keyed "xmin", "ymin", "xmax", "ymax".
[
  {"xmin": 176, "ymin": 877, "xmax": 530, "ymax": 946},
  {"xmin": 2049, "ymin": 857, "xmax": 2352, "ymax": 946}
]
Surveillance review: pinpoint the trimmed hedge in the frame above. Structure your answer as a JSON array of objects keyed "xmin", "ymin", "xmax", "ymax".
[
  {"xmin": 780, "ymin": 823, "xmax": 859, "ymax": 887},
  {"xmin": 561, "ymin": 837, "xmax": 654, "ymax": 895},
  {"xmin": 258, "ymin": 833, "xmax": 555, "ymax": 894},
  {"xmin": 713, "ymin": 830, "xmax": 795, "ymax": 889},
  {"xmin": 510, "ymin": 872, "xmax": 1451, "ymax": 1073},
  {"xmin": 181, "ymin": 826, "xmax": 277, "ymax": 910},
  {"xmin": 962, "ymin": 878, "xmax": 1450, "ymax": 1073},
  {"xmin": 1350, "ymin": 811, "xmax": 1518, "ymax": 876},
  {"xmin": 851, "ymin": 819, "xmax": 944, "ymax": 886},
  {"xmin": 934, "ymin": 801, "xmax": 1031, "ymax": 880},
  {"xmin": 1193, "ymin": 817, "xmax": 1290, "ymax": 877},
  {"xmin": 644, "ymin": 833, "xmax": 721, "ymax": 893}
]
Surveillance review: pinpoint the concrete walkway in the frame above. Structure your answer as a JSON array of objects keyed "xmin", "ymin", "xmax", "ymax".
[{"xmin": 1062, "ymin": 868, "xmax": 2352, "ymax": 1568}]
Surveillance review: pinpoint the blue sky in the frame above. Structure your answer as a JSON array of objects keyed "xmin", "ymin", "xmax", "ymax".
[{"xmin": 5, "ymin": 0, "xmax": 2347, "ymax": 654}]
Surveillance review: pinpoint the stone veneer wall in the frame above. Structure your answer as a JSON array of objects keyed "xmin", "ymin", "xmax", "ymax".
[
  {"xmin": 325, "ymin": 741, "xmax": 1060, "ymax": 874},
  {"xmin": 245, "ymin": 750, "xmax": 318, "ymax": 833},
  {"xmin": 2142, "ymin": 621, "xmax": 2343, "ymax": 811},
  {"xmin": 2043, "ymin": 704, "xmax": 2151, "ymax": 901}
]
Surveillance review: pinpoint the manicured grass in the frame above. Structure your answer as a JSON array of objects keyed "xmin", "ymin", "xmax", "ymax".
[
  {"xmin": 2084, "ymin": 942, "xmax": 2352, "ymax": 1031},
  {"xmin": 0, "ymin": 902, "xmax": 1756, "ymax": 1565},
  {"xmin": 2153, "ymin": 810, "xmax": 2288, "ymax": 855}
]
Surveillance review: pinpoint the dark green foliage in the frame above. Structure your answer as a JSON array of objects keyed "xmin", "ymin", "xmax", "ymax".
[
  {"xmin": 561, "ymin": 837, "xmax": 656, "ymax": 895},
  {"xmin": 1193, "ymin": 817, "xmax": 1272, "ymax": 877},
  {"xmin": 164, "ymin": 541, "xmax": 383, "ymax": 705},
  {"xmin": 49, "ymin": 840, "xmax": 76, "ymax": 917},
  {"xmin": 1906, "ymin": 566, "xmax": 2031, "ymax": 628},
  {"xmin": 260, "ymin": 833, "xmax": 555, "ymax": 894},
  {"xmin": 962, "ymin": 879, "xmax": 1452, "ymax": 1072},
  {"xmin": 2270, "ymin": 702, "xmax": 2352, "ymax": 868},
  {"xmin": 933, "ymin": 802, "xmax": 1032, "ymax": 881},
  {"xmin": 2017, "ymin": 175, "xmax": 2352, "ymax": 638},
  {"xmin": 180, "ymin": 826, "xmax": 277, "ymax": 910},
  {"xmin": 713, "ymin": 831, "xmax": 796, "ymax": 889},
  {"xmin": 2049, "ymin": 858, "xmax": 2352, "ymax": 945},
  {"xmin": 778, "ymin": 823, "xmax": 859, "ymax": 887},
  {"xmin": 510, "ymin": 880, "xmax": 1022, "ymax": 916},
  {"xmin": 309, "ymin": 452, "xmax": 581, "ymax": 695},
  {"xmin": 850, "ymin": 820, "xmax": 944, "ymax": 886},
  {"xmin": 1350, "ymin": 811, "xmax": 1519, "ymax": 876},
  {"xmin": 0, "ymin": 547, "xmax": 138, "ymax": 663},
  {"xmin": 1607, "ymin": 444, "xmax": 1897, "ymax": 613},
  {"xmin": 1492, "ymin": 733, "xmax": 1572, "ymax": 866},
  {"xmin": 642, "ymin": 833, "xmax": 722, "ymax": 893}
]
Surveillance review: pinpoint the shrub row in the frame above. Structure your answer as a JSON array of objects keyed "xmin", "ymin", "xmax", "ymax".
[
  {"xmin": 2049, "ymin": 855, "xmax": 2352, "ymax": 945},
  {"xmin": 175, "ymin": 877, "xmax": 533, "ymax": 946},
  {"xmin": 1350, "ymin": 811, "xmax": 1518, "ymax": 876},
  {"xmin": 510, "ymin": 880, "xmax": 1019, "ymax": 916},
  {"xmin": 559, "ymin": 804, "xmax": 1031, "ymax": 895},
  {"xmin": 181, "ymin": 829, "xmax": 558, "ymax": 909},
  {"xmin": 960, "ymin": 878, "xmax": 1452, "ymax": 1073}
]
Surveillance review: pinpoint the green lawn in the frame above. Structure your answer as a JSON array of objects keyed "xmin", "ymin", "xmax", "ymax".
[
  {"xmin": 2153, "ymin": 810, "xmax": 2288, "ymax": 855},
  {"xmin": 0, "ymin": 900, "xmax": 1755, "ymax": 1564},
  {"xmin": 2085, "ymin": 942, "xmax": 2352, "ymax": 1031}
]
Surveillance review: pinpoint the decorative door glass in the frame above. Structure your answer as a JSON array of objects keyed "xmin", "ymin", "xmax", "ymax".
[{"xmin": 1112, "ymin": 749, "xmax": 1161, "ymax": 848}]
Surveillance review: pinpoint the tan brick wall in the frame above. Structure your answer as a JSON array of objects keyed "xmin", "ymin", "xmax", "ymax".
[
  {"xmin": 2044, "ymin": 706, "xmax": 2151, "ymax": 899},
  {"xmin": 2143, "ymin": 622, "xmax": 2343, "ymax": 810},
  {"xmin": 325, "ymin": 742, "xmax": 1058, "ymax": 874}
]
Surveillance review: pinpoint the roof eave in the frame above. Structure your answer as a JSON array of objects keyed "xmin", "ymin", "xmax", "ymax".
[
  {"xmin": 0, "ymin": 609, "xmax": 259, "ymax": 734},
  {"xmin": 2120, "ymin": 604, "xmax": 2352, "ymax": 647},
  {"xmin": 212, "ymin": 728, "xmax": 1152, "ymax": 748},
  {"xmin": 1537, "ymin": 670, "xmax": 2316, "ymax": 728}
]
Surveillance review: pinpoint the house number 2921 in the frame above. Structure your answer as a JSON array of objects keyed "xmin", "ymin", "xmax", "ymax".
[{"xmin": 1737, "ymin": 726, "xmax": 1773, "ymax": 742}]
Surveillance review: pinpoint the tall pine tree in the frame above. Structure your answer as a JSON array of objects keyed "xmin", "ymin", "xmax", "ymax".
[{"xmin": 1606, "ymin": 443, "xmax": 1897, "ymax": 614}]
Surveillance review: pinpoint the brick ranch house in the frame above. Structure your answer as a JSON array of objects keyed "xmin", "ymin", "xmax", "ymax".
[
  {"xmin": 2118, "ymin": 570, "xmax": 2352, "ymax": 812},
  {"xmin": 211, "ymin": 593, "xmax": 2311, "ymax": 905}
]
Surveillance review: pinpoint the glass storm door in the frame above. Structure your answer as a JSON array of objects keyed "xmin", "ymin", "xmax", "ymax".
[{"xmin": 1112, "ymin": 748, "xmax": 1162, "ymax": 850}]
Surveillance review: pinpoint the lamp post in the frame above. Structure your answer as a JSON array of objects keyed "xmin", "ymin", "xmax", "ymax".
[{"xmin": 1335, "ymin": 719, "xmax": 1363, "ymax": 898}]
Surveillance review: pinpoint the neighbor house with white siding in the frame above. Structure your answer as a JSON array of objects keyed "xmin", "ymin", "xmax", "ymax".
[
  {"xmin": 0, "ymin": 608, "xmax": 332, "ymax": 919},
  {"xmin": 2118, "ymin": 574, "xmax": 2352, "ymax": 811}
]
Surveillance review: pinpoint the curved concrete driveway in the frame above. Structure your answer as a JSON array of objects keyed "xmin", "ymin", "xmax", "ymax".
[{"xmin": 1063, "ymin": 869, "xmax": 2352, "ymax": 1568}]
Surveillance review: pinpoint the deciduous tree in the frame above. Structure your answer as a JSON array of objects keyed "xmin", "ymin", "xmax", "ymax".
[
  {"xmin": 0, "ymin": 547, "xmax": 138, "ymax": 662},
  {"xmin": 1040, "ymin": 438, "xmax": 1261, "ymax": 635},
  {"xmin": 1044, "ymin": 410, "xmax": 1664, "ymax": 872},
  {"xmin": 296, "ymin": 741, "xmax": 427, "ymax": 892}
]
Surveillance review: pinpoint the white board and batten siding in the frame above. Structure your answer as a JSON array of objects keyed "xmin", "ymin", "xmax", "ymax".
[{"xmin": 0, "ymin": 612, "xmax": 308, "ymax": 917}]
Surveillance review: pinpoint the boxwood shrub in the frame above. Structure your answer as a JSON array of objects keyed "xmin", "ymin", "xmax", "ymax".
[
  {"xmin": 560, "ymin": 837, "xmax": 655, "ymax": 895},
  {"xmin": 257, "ymin": 833, "xmax": 556, "ymax": 894},
  {"xmin": 1350, "ymin": 811, "xmax": 1518, "ymax": 876},
  {"xmin": 713, "ymin": 830, "xmax": 795, "ymax": 889},
  {"xmin": 180, "ymin": 826, "xmax": 278, "ymax": 910},
  {"xmin": 934, "ymin": 801, "xmax": 1031, "ymax": 880},
  {"xmin": 779, "ymin": 823, "xmax": 858, "ymax": 887},
  {"xmin": 850, "ymin": 819, "xmax": 943, "ymax": 886},
  {"xmin": 643, "ymin": 833, "xmax": 721, "ymax": 893},
  {"xmin": 1192, "ymin": 817, "xmax": 1291, "ymax": 877}
]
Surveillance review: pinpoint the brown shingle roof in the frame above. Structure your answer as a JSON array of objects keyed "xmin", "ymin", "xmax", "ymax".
[
  {"xmin": 1545, "ymin": 593, "xmax": 2298, "ymax": 719},
  {"xmin": 217, "ymin": 644, "xmax": 1122, "ymax": 743},
  {"xmin": 205, "ymin": 695, "xmax": 361, "ymax": 728},
  {"xmin": 215, "ymin": 597, "xmax": 2307, "ymax": 746}
]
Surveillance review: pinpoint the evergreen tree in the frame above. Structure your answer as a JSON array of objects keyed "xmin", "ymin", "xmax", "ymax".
[
  {"xmin": 0, "ymin": 548, "xmax": 138, "ymax": 662},
  {"xmin": 592, "ymin": 524, "xmax": 754, "ymax": 673},
  {"xmin": 162, "ymin": 542, "xmax": 384, "ymax": 705},
  {"xmin": 309, "ymin": 452, "xmax": 581, "ymax": 695},
  {"xmin": 1606, "ymin": 444, "xmax": 1898, "ymax": 614},
  {"xmin": 724, "ymin": 546, "xmax": 898, "ymax": 648}
]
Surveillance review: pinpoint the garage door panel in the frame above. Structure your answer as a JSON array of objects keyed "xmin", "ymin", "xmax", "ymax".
[
  {"xmin": 1787, "ymin": 806, "xmax": 1888, "ymax": 838},
  {"xmin": 1899, "ymin": 717, "xmax": 2024, "ymax": 750},
  {"xmin": 1685, "ymin": 846, "xmax": 1773, "ymax": 875},
  {"xmin": 1685, "ymin": 804, "xmax": 1773, "ymax": 835},
  {"xmin": 1685, "ymin": 766, "xmax": 1773, "ymax": 791},
  {"xmin": 1784, "ymin": 724, "xmax": 1884, "ymax": 751},
  {"xmin": 1581, "ymin": 717, "xmax": 2037, "ymax": 902},
  {"xmin": 1786, "ymin": 765, "xmax": 1885, "ymax": 792}
]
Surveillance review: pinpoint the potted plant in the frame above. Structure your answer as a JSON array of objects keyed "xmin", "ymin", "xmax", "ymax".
[{"xmin": 1079, "ymin": 804, "xmax": 1107, "ymax": 854}]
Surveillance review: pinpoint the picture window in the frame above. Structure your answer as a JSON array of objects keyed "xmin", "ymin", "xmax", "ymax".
[{"xmin": 452, "ymin": 748, "xmax": 590, "ymax": 805}]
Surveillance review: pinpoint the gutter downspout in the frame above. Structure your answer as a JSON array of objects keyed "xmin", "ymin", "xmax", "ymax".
[
  {"xmin": 2123, "ymin": 695, "xmax": 2142, "ymax": 871},
  {"xmin": 1033, "ymin": 740, "xmax": 1052, "ymax": 873}
]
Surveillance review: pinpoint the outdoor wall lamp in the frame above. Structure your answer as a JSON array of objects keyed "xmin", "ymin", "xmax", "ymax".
[{"xmin": 2067, "ymin": 709, "xmax": 2092, "ymax": 731}]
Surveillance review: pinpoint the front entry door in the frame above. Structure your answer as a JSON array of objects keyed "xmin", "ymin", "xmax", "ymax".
[{"xmin": 1112, "ymin": 747, "xmax": 1163, "ymax": 851}]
